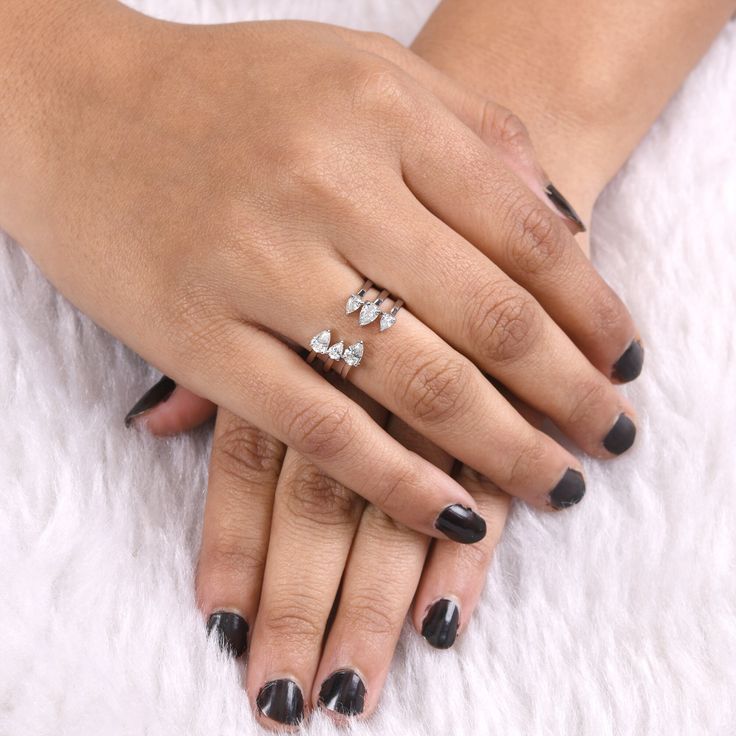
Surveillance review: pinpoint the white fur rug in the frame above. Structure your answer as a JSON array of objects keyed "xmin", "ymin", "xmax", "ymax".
[{"xmin": 1, "ymin": 2, "xmax": 735, "ymax": 735}]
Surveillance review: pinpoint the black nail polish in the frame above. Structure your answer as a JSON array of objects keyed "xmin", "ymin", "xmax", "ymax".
[
  {"xmin": 124, "ymin": 375, "xmax": 176, "ymax": 427},
  {"xmin": 206, "ymin": 611, "xmax": 249, "ymax": 658},
  {"xmin": 548, "ymin": 468, "xmax": 586, "ymax": 510},
  {"xmin": 603, "ymin": 413, "xmax": 637, "ymax": 455},
  {"xmin": 435, "ymin": 505, "xmax": 486, "ymax": 544},
  {"xmin": 421, "ymin": 599, "xmax": 460, "ymax": 649},
  {"xmin": 256, "ymin": 679, "xmax": 304, "ymax": 726},
  {"xmin": 319, "ymin": 669, "xmax": 366, "ymax": 717},
  {"xmin": 545, "ymin": 184, "xmax": 586, "ymax": 233},
  {"xmin": 612, "ymin": 339, "xmax": 644, "ymax": 383}
]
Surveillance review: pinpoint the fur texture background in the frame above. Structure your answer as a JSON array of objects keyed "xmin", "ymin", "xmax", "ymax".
[{"xmin": 1, "ymin": 2, "xmax": 735, "ymax": 735}]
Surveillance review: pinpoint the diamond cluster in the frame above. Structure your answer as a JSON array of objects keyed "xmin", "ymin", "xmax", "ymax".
[
  {"xmin": 345, "ymin": 291, "xmax": 399, "ymax": 332},
  {"xmin": 310, "ymin": 330, "xmax": 363, "ymax": 367}
]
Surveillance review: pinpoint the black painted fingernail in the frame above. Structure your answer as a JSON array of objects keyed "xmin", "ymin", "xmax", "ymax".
[
  {"xmin": 206, "ymin": 611, "xmax": 249, "ymax": 658},
  {"xmin": 545, "ymin": 183, "xmax": 586, "ymax": 233},
  {"xmin": 435, "ymin": 504, "xmax": 486, "ymax": 544},
  {"xmin": 603, "ymin": 413, "xmax": 637, "ymax": 455},
  {"xmin": 548, "ymin": 468, "xmax": 586, "ymax": 510},
  {"xmin": 612, "ymin": 339, "xmax": 644, "ymax": 383},
  {"xmin": 319, "ymin": 669, "xmax": 366, "ymax": 717},
  {"xmin": 124, "ymin": 375, "xmax": 176, "ymax": 427},
  {"xmin": 421, "ymin": 598, "xmax": 460, "ymax": 650},
  {"xmin": 256, "ymin": 679, "xmax": 304, "ymax": 726}
]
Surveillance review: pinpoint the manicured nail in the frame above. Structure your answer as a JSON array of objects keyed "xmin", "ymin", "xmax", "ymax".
[
  {"xmin": 206, "ymin": 611, "xmax": 249, "ymax": 658},
  {"xmin": 545, "ymin": 183, "xmax": 586, "ymax": 233},
  {"xmin": 256, "ymin": 679, "xmax": 304, "ymax": 726},
  {"xmin": 319, "ymin": 669, "xmax": 366, "ymax": 717},
  {"xmin": 124, "ymin": 375, "xmax": 176, "ymax": 427},
  {"xmin": 421, "ymin": 599, "xmax": 460, "ymax": 650},
  {"xmin": 548, "ymin": 468, "xmax": 586, "ymax": 510},
  {"xmin": 435, "ymin": 504, "xmax": 486, "ymax": 544},
  {"xmin": 603, "ymin": 413, "xmax": 637, "ymax": 455},
  {"xmin": 612, "ymin": 339, "xmax": 644, "ymax": 383}
]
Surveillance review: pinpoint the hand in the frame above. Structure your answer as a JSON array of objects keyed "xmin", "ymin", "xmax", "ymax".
[
  {"xmin": 128, "ymin": 376, "xmax": 511, "ymax": 728},
  {"xmin": 3, "ymin": 4, "xmax": 642, "ymax": 537}
]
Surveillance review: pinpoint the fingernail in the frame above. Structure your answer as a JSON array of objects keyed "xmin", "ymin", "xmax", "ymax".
[
  {"xmin": 124, "ymin": 375, "xmax": 176, "ymax": 427},
  {"xmin": 319, "ymin": 669, "xmax": 366, "ymax": 717},
  {"xmin": 545, "ymin": 183, "xmax": 586, "ymax": 233},
  {"xmin": 435, "ymin": 504, "xmax": 486, "ymax": 544},
  {"xmin": 206, "ymin": 611, "xmax": 249, "ymax": 658},
  {"xmin": 603, "ymin": 413, "xmax": 637, "ymax": 455},
  {"xmin": 612, "ymin": 339, "xmax": 644, "ymax": 383},
  {"xmin": 256, "ymin": 679, "xmax": 304, "ymax": 726},
  {"xmin": 548, "ymin": 468, "xmax": 586, "ymax": 510},
  {"xmin": 421, "ymin": 598, "xmax": 460, "ymax": 649}
]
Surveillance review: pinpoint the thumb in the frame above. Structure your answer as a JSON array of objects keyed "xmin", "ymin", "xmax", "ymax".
[{"xmin": 124, "ymin": 375, "xmax": 217, "ymax": 436}]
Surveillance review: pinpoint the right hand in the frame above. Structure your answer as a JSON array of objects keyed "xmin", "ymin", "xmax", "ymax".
[{"xmin": 7, "ymin": 4, "xmax": 641, "ymax": 540}]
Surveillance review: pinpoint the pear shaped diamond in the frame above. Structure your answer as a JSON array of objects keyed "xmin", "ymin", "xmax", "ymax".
[
  {"xmin": 379, "ymin": 312, "xmax": 397, "ymax": 332},
  {"xmin": 310, "ymin": 329, "xmax": 331, "ymax": 354},
  {"xmin": 359, "ymin": 302, "xmax": 380, "ymax": 326},
  {"xmin": 343, "ymin": 341, "xmax": 364, "ymax": 367},
  {"xmin": 345, "ymin": 295, "xmax": 364, "ymax": 314},
  {"xmin": 327, "ymin": 341, "xmax": 344, "ymax": 360}
]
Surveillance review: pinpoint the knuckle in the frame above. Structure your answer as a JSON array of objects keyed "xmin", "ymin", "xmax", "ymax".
[
  {"xmin": 566, "ymin": 379, "xmax": 610, "ymax": 426},
  {"xmin": 588, "ymin": 285, "xmax": 630, "ymax": 342},
  {"xmin": 213, "ymin": 423, "xmax": 284, "ymax": 481},
  {"xmin": 353, "ymin": 60, "xmax": 412, "ymax": 117},
  {"xmin": 468, "ymin": 282, "xmax": 543, "ymax": 365},
  {"xmin": 198, "ymin": 537, "xmax": 267, "ymax": 583},
  {"xmin": 394, "ymin": 350, "xmax": 475, "ymax": 426},
  {"xmin": 339, "ymin": 591, "xmax": 398, "ymax": 639},
  {"xmin": 285, "ymin": 463, "xmax": 361, "ymax": 528},
  {"xmin": 507, "ymin": 201, "xmax": 568, "ymax": 275},
  {"xmin": 481, "ymin": 104, "xmax": 531, "ymax": 155},
  {"xmin": 286, "ymin": 401, "xmax": 354, "ymax": 463},
  {"xmin": 506, "ymin": 432, "xmax": 548, "ymax": 490},
  {"xmin": 370, "ymin": 465, "xmax": 419, "ymax": 516},
  {"xmin": 263, "ymin": 599, "xmax": 325, "ymax": 645}
]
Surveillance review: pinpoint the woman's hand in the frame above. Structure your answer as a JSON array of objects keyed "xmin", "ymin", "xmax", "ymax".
[
  {"xmin": 131, "ymin": 377, "xmax": 511, "ymax": 729},
  {"xmin": 2, "ymin": 2, "xmax": 641, "ymax": 542}
]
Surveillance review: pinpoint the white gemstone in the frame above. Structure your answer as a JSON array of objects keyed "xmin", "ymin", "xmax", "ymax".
[
  {"xmin": 343, "ymin": 341, "xmax": 364, "ymax": 367},
  {"xmin": 345, "ymin": 295, "xmax": 364, "ymax": 314},
  {"xmin": 327, "ymin": 341, "xmax": 344, "ymax": 360},
  {"xmin": 359, "ymin": 302, "xmax": 380, "ymax": 326},
  {"xmin": 310, "ymin": 329, "xmax": 331, "ymax": 354},
  {"xmin": 379, "ymin": 312, "xmax": 397, "ymax": 332}
]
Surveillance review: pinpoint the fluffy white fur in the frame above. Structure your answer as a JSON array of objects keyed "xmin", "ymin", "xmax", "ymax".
[{"xmin": 1, "ymin": 2, "xmax": 735, "ymax": 735}]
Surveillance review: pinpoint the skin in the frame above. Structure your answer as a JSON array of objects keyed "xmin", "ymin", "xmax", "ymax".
[
  {"xmin": 0, "ymin": 0, "xmax": 643, "ymax": 544},
  {"xmin": 2, "ymin": 0, "xmax": 733, "ymax": 729},
  {"xmin": 127, "ymin": 0, "xmax": 734, "ymax": 729}
]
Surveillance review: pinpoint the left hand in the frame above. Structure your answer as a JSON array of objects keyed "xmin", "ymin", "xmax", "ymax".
[{"xmin": 131, "ymin": 378, "xmax": 511, "ymax": 729}]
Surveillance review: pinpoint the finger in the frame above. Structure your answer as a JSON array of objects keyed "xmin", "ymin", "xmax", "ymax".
[
  {"xmin": 414, "ymin": 468, "xmax": 511, "ymax": 649},
  {"xmin": 196, "ymin": 408, "xmax": 285, "ymax": 659},
  {"xmin": 411, "ymin": 386, "xmax": 542, "ymax": 648},
  {"xmin": 391, "ymin": 73, "xmax": 642, "ymax": 381},
  {"xmin": 346, "ymin": 190, "xmax": 638, "ymax": 460},
  {"xmin": 246, "ymin": 385, "xmax": 385, "ymax": 730},
  {"xmin": 169, "ymin": 322, "xmax": 487, "ymax": 542},
  {"xmin": 124, "ymin": 375, "xmax": 216, "ymax": 435},
  {"xmin": 247, "ymin": 264, "xmax": 587, "ymax": 512},
  {"xmin": 312, "ymin": 505, "xmax": 428, "ymax": 720}
]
